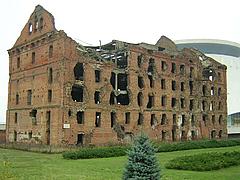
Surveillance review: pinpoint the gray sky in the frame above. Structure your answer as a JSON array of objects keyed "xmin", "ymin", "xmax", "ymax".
[{"xmin": 0, "ymin": 0, "xmax": 240, "ymax": 123}]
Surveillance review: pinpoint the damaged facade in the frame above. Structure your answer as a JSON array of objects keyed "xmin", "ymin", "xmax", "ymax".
[{"xmin": 6, "ymin": 5, "xmax": 227, "ymax": 146}]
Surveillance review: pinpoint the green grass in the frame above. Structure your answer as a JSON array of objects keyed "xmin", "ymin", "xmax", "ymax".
[{"xmin": 1, "ymin": 146, "xmax": 240, "ymax": 180}]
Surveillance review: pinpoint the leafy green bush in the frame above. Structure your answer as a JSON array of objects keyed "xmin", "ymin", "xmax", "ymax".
[
  {"xmin": 165, "ymin": 151, "xmax": 240, "ymax": 171},
  {"xmin": 62, "ymin": 146, "xmax": 129, "ymax": 159}
]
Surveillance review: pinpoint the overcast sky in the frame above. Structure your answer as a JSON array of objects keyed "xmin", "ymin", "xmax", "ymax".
[{"xmin": 0, "ymin": 0, "xmax": 239, "ymax": 123}]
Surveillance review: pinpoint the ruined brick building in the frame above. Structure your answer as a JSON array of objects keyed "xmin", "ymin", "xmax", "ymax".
[{"xmin": 6, "ymin": 5, "xmax": 227, "ymax": 146}]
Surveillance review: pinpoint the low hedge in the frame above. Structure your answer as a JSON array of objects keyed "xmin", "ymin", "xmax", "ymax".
[
  {"xmin": 155, "ymin": 139, "xmax": 240, "ymax": 153},
  {"xmin": 62, "ymin": 146, "xmax": 129, "ymax": 159},
  {"xmin": 62, "ymin": 139, "xmax": 240, "ymax": 160},
  {"xmin": 165, "ymin": 151, "xmax": 240, "ymax": 171}
]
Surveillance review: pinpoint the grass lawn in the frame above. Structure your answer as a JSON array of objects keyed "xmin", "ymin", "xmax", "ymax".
[{"xmin": 1, "ymin": 146, "xmax": 240, "ymax": 180}]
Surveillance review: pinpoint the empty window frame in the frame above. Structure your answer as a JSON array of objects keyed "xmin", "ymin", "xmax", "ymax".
[
  {"xmin": 218, "ymin": 88, "xmax": 221, "ymax": 96},
  {"xmin": 218, "ymin": 101, "xmax": 222, "ymax": 110},
  {"xmin": 27, "ymin": 90, "xmax": 32, "ymax": 105},
  {"xmin": 29, "ymin": 23, "xmax": 33, "ymax": 34},
  {"xmin": 77, "ymin": 111, "xmax": 84, "ymax": 124},
  {"xmin": 30, "ymin": 109, "xmax": 37, "ymax": 125},
  {"xmin": 148, "ymin": 58, "xmax": 155, "ymax": 74},
  {"xmin": 161, "ymin": 61, "xmax": 167, "ymax": 71},
  {"xmin": 150, "ymin": 114, "xmax": 156, "ymax": 126},
  {"xmin": 202, "ymin": 115, "xmax": 207, "ymax": 126},
  {"xmin": 147, "ymin": 95, "xmax": 154, "ymax": 108},
  {"xmin": 137, "ymin": 54, "xmax": 143, "ymax": 68},
  {"xmin": 161, "ymin": 114, "xmax": 167, "ymax": 125},
  {"xmin": 171, "ymin": 63, "xmax": 176, "ymax": 73},
  {"xmin": 189, "ymin": 99, "xmax": 194, "ymax": 111},
  {"xmin": 74, "ymin": 63, "xmax": 84, "ymax": 81},
  {"xmin": 95, "ymin": 112, "xmax": 101, "ymax": 127},
  {"xmin": 137, "ymin": 92, "xmax": 143, "ymax": 107},
  {"xmin": 95, "ymin": 70, "xmax": 101, "ymax": 82},
  {"xmin": 180, "ymin": 82, "xmax": 185, "ymax": 91},
  {"xmin": 212, "ymin": 115, "xmax": 215, "ymax": 125},
  {"xmin": 94, "ymin": 91, "xmax": 101, "ymax": 104},
  {"xmin": 189, "ymin": 81, "xmax": 193, "ymax": 95},
  {"xmin": 172, "ymin": 81, "xmax": 176, "ymax": 91},
  {"xmin": 111, "ymin": 112, "xmax": 116, "ymax": 127},
  {"xmin": 173, "ymin": 114, "xmax": 177, "ymax": 125},
  {"xmin": 218, "ymin": 115, "xmax": 223, "ymax": 125},
  {"xmin": 48, "ymin": 90, "xmax": 52, "ymax": 103},
  {"xmin": 77, "ymin": 134, "xmax": 84, "ymax": 145},
  {"xmin": 180, "ymin": 64, "xmax": 185, "ymax": 74},
  {"xmin": 125, "ymin": 112, "xmax": 130, "ymax": 124},
  {"xmin": 161, "ymin": 79, "xmax": 166, "ymax": 90},
  {"xmin": 161, "ymin": 95, "xmax": 167, "ymax": 107},
  {"xmin": 201, "ymin": 100, "xmax": 207, "ymax": 111},
  {"xmin": 171, "ymin": 98, "xmax": 177, "ymax": 108},
  {"xmin": 49, "ymin": 45, "xmax": 53, "ymax": 58},
  {"xmin": 148, "ymin": 75, "xmax": 154, "ymax": 88},
  {"xmin": 211, "ymin": 87, "xmax": 214, "ymax": 96},
  {"xmin": 16, "ymin": 93, "xmax": 19, "ymax": 105},
  {"xmin": 162, "ymin": 131, "xmax": 167, "ymax": 141},
  {"xmin": 17, "ymin": 57, "xmax": 20, "ymax": 68},
  {"xmin": 138, "ymin": 76, "xmax": 144, "ymax": 89},
  {"xmin": 39, "ymin": 17, "xmax": 43, "ymax": 30},
  {"xmin": 202, "ymin": 85, "xmax": 207, "ymax": 96},
  {"xmin": 181, "ymin": 114, "xmax": 185, "ymax": 127},
  {"xmin": 14, "ymin": 112, "xmax": 18, "ymax": 124},
  {"xmin": 31, "ymin": 52, "xmax": 36, "ymax": 64},
  {"xmin": 71, "ymin": 85, "xmax": 84, "ymax": 102},
  {"xmin": 191, "ymin": 114, "xmax": 195, "ymax": 126},
  {"xmin": 48, "ymin": 68, "xmax": 53, "ymax": 84},
  {"xmin": 180, "ymin": 98, "xmax": 185, "ymax": 108},
  {"xmin": 190, "ymin": 67, "xmax": 194, "ymax": 78},
  {"xmin": 137, "ymin": 113, "xmax": 144, "ymax": 125},
  {"xmin": 117, "ymin": 74, "xmax": 128, "ymax": 91}
]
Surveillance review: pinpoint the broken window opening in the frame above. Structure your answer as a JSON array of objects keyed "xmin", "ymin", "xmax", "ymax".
[
  {"xmin": 171, "ymin": 63, "xmax": 176, "ymax": 73},
  {"xmin": 109, "ymin": 91, "xmax": 116, "ymax": 105},
  {"xmin": 172, "ymin": 81, "xmax": 176, "ymax": 91},
  {"xmin": 71, "ymin": 84, "xmax": 84, "ymax": 102},
  {"xmin": 190, "ymin": 67, "xmax": 194, "ymax": 78},
  {"xmin": 17, "ymin": 57, "xmax": 20, "ymax": 68},
  {"xmin": 137, "ymin": 92, "xmax": 143, "ymax": 107},
  {"xmin": 77, "ymin": 134, "xmax": 84, "ymax": 145},
  {"xmin": 191, "ymin": 114, "xmax": 195, "ymax": 126},
  {"xmin": 171, "ymin": 98, "xmax": 177, "ymax": 108},
  {"xmin": 68, "ymin": 109, "xmax": 72, "ymax": 117},
  {"xmin": 116, "ymin": 52, "xmax": 128, "ymax": 69},
  {"xmin": 180, "ymin": 82, "xmax": 185, "ymax": 91},
  {"xmin": 48, "ymin": 68, "xmax": 53, "ymax": 84},
  {"xmin": 32, "ymin": 52, "xmax": 36, "ymax": 64},
  {"xmin": 95, "ymin": 70, "xmax": 101, "ymax": 83},
  {"xmin": 77, "ymin": 111, "xmax": 84, "ymax": 124},
  {"xmin": 138, "ymin": 76, "xmax": 144, "ymax": 89},
  {"xmin": 218, "ymin": 88, "xmax": 221, "ymax": 96},
  {"xmin": 137, "ymin": 113, "xmax": 144, "ymax": 125},
  {"xmin": 14, "ymin": 112, "xmax": 18, "ymax": 124},
  {"xmin": 116, "ymin": 93, "xmax": 130, "ymax": 105},
  {"xmin": 219, "ymin": 130, "xmax": 223, "ymax": 138},
  {"xmin": 28, "ymin": 131, "xmax": 32, "ymax": 139},
  {"xmin": 148, "ymin": 75, "xmax": 154, "ymax": 88},
  {"xmin": 219, "ymin": 115, "xmax": 223, "ymax": 125},
  {"xmin": 211, "ymin": 130, "xmax": 216, "ymax": 139},
  {"xmin": 161, "ymin": 95, "xmax": 167, "ymax": 107},
  {"xmin": 39, "ymin": 17, "xmax": 43, "ymax": 30},
  {"xmin": 180, "ymin": 64, "xmax": 185, "ymax": 74},
  {"xmin": 49, "ymin": 45, "xmax": 53, "ymax": 58},
  {"xmin": 161, "ymin": 79, "xmax": 166, "ymax": 90},
  {"xmin": 148, "ymin": 58, "xmax": 155, "ymax": 74},
  {"xmin": 125, "ymin": 112, "xmax": 130, "ymax": 124},
  {"xmin": 137, "ymin": 54, "xmax": 143, "ymax": 68},
  {"xmin": 181, "ymin": 131, "xmax": 186, "ymax": 141},
  {"xmin": 181, "ymin": 115, "xmax": 185, "ymax": 127},
  {"xmin": 172, "ymin": 129, "xmax": 176, "ymax": 141},
  {"xmin": 29, "ymin": 23, "xmax": 33, "ymax": 34},
  {"xmin": 48, "ymin": 90, "xmax": 52, "ymax": 103},
  {"xmin": 210, "ymin": 101, "xmax": 214, "ymax": 111},
  {"xmin": 191, "ymin": 131, "xmax": 196, "ymax": 140},
  {"xmin": 150, "ymin": 114, "xmax": 156, "ymax": 126},
  {"xmin": 74, "ymin": 63, "xmax": 84, "ymax": 81},
  {"xmin": 95, "ymin": 112, "xmax": 101, "ymax": 127},
  {"xmin": 161, "ymin": 114, "xmax": 167, "ymax": 125},
  {"xmin": 161, "ymin": 61, "xmax": 167, "ymax": 71},
  {"xmin": 173, "ymin": 114, "xmax": 177, "ymax": 125},
  {"xmin": 94, "ymin": 91, "xmax": 101, "ymax": 104},
  {"xmin": 189, "ymin": 81, "xmax": 193, "ymax": 95},
  {"xmin": 218, "ymin": 72, "xmax": 221, "ymax": 81},
  {"xmin": 117, "ymin": 74, "xmax": 128, "ymax": 91},
  {"xmin": 27, "ymin": 90, "xmax": 32, "ymax": 105},
  {"xmin": 147, "ymin": 95, "xmax": 154, "ymax": 109},
  {"xmin": 111, "ymin": 112, "xmax": 116, "ymax": 128},
  {"xmin": 180, "ymin": 98, "xmax": 185, "ymax": 108},
  {"xmin": 158, "ymin": 47, "xmax": 165, "ymax": 51},
  {"xmin": 30, "ymin": 109, "xmax": 37, "ymax": 125},
  {"xmin": 110, "ymin": 72, "xmax": 116, "ymax": 89},
  {"xmin": 46, "ymin": 111, "xmax": 51, "ymax": 126},
  {"xmin": 212, "ymin": 115, "xmax": 215, "ymax": 125},
  {"xmin": 189, "ymin": 99, "xmax": 194, "ymax": 111},
  {"xmin": 211, "ymin": 87, "xmax": 214, "ymax": 96},
  {"xmin": 16, "ymin": 93, "xmax": 19, "ymax": 105},
  {"xmin": 218, "ymin": 101, "xmax": 222, "ymax": 110},
  {"xmin": 162, "ymin": 131, "xmax": 167, "ymax": 141},
  {"xmin": 201, "ymin": 100, "xmax": 207, "ymax": 111},
  {"xmin": 202, "ymin": 115, "xmax": 207, "ymax": 126},
  {"xmin": 202, "ymin": 85, "xmax": 207, "ymax": 96}
]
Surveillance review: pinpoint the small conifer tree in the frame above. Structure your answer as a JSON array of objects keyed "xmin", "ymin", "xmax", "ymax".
[{"xmin": 123, "ymin": 134, "xmax": 160, "ymax": 180}]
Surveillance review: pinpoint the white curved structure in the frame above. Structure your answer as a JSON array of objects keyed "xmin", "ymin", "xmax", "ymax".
[{"xmin": 175, "ymin": 39, "xmax": 240, "ymax": 115}]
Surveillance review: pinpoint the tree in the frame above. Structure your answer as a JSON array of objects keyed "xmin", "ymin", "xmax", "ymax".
[{"xmin": 123, "ymin": 134, "xmax": 160, "ymax": 180}]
